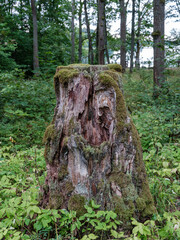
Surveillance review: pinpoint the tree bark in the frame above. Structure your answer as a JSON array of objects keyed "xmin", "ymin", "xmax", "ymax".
[
  {"xmin": 84, "ymin": 0, "xmax": 94, "ymax": 64},
  {"xmin": 135, "ymin": 0, "xmax": 141, "ymax": 69},
  {"xmin": 78, "ymin": 0, "xmax": 83, "ymax": 63},
  {"xmin": 130, "ymin": 0, "xmax": 135, "ymax": 73},
  {"xmin": 105, "ymin": 11, "xmax": 110, "ymax": 64},
  {"xmin": 95, "ymin": 0, "xmax": 99, "ymax": 64},
  {"xmin": 41, "ymin": 64, "xmax": 156, "ymax": 225},
  {"xmin": 153, "ymin": 0, "xmax": 165, "ymax": 99},
  {"xmin": 31, "ymin": 0, "xmax": 39, "ymax": 72},
  {"xmin": 98, "ymin": 0, "xmax": 105, "ymax": 64},
  {"xmin": 120, "ymin": 0, "xmax": 128, "ymax": 72},
  {"xmin": 71, "ymin": 0, "xmax": 75, "ymax": 63}
]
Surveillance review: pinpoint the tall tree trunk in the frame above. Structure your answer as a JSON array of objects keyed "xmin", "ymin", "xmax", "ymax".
[
  {"xmin": 98, "ymin": 0, "xmax": 105, "ymax": 64},
  {"xmin": 71, "ymin": 0, "xmax": 75, "ymax": 63},
  {"xmin": 135, "ymin": 0, "xmax": 141, "ymax": 69},
  {"xmin": 105, "ymin": 12, "xmax": 110, "ymax": 64},
  {"xmin": 78, "ymin": 0, "xmax": 82, "ymax": 63},
  {"xmin": 130, "ymin": 0, "xmax": 135, "ymax": 73},
  {"xmin": 153, "ymin": 0, "xmax": 165, "ymax": 99},
  {"xmin": 84, "ymin": 0, "xmax": 94, "ymax": 64},
  {"xmin": 31, "ymin": 0, "xmax": 39, "ymax": 72},
  {"xmin": 95, "ymin": 0, "xmax": 99, "ymax": 64},
  {"xmin": 120, "ymin": 0, "xmax": 128, "ymax": 72}
]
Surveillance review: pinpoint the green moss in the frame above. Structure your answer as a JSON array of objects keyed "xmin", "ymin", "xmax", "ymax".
[
  {"xmin": 109, "ymin": 172, "xmax": 131, "ymax": 189},
  {"xmin": 136, "ymin": 197, "xmax": 146, "ymax": 211},
  {"xmin": 49, "ymin": 193, "xmax": 63, "ymax": 209},
  {"xmin": 83, "ymin": 145, "xmax": 95, "ymax": 158},
  {"xmin": 56, "ymin": 66, "xmax": 73, "ymax": 71},
  {"xmin": 140, "ymin": 181, "xmax": 153, "ymax": 203},
  {"xmin": 143, "ymin": 203, "xmax": 156, "ymax": 217},
  {"xmin": 139, "ymin": 181, "xmax": 156, "ymax": 217},
  {"xmin": 68, "ymin": 63, "xmax": 90, "ymax": 68},
  {"xmin": 97, "ymin": 179, "xmax": 105, "ymax": 190},
  {"xmin": 55, "ymin": 68, "xmax": 79, "ymax": 85},
  {"xmin": 112, "ymin": 196, "xmax": 134, "ymax": 221},
  {"xmin": 99, "ymin": 72, "xmax": 127, "ymax": 133},
  {"xmin": 68, "ymin": 194, "xmax": 86, "ymax": 217},
  {"xmin": 121, "ymin": 183, "xmax": 138, "ymax": 202},
  {"xmin": 108, "ymin": 64, "xmax": 122, "ymax": 73},
  {"xmin": 63, "ymin": 136, "xmax": 69, "ymax": 146},
  {"xmin": 65, "ymin": 181, "xmax": 74, "ymax": 194},
  {"xmin": 44, "ymin": 144, "xmax": 50, "ymax": 161},
  {"xmin": 113, "ymin": 196, "xmax": 126, "ymax": 218},
  {"xmin": 58, "ymin": 164, "xmax": 68, "ymax": 181},
  {"xmin": 68, "ymin": 117, "xmax": 75, "ymax": 135},
  {"xmin": 43, "ymin": 124, "xmax": 56, "ymax": 144}
]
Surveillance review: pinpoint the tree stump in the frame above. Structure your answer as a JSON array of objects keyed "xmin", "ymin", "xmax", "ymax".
[{"xmin": 42, "ymin": 64, "xmax": 155, "ymax": 222}]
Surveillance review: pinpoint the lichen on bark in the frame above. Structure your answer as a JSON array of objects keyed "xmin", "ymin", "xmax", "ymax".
[{"xmin": 41, "ymin": 64, "xmax": 156, "ymax": 226}]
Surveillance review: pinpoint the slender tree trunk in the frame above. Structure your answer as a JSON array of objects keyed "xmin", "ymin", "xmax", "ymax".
[
  {"xmin": 130, "ymin": 0, "xmax": 135, "ymax": 73},
  {"xmin": 20, "ymin": 0, "xmax": 23, "ymax": 29},
  {"xmin": 71, "ymin": 0, "xmax": 75, "ymax": 63},
  {"xmin": 120, "ymin": 0, "xmax": 128, "ymax": 72},
  {"xmin": 84, "ymin": 0, "xmax": 94, "ymax": 64},
  {"xmin": 31, "ymin": 0, "xmax": 39, "ymax": 72},
  {"xmin": 135, "ymin": 0, "xmax": 141, "ymax": 69},
  {"xmin": 105, "ymin": 12, "xmax": 110, "ymax": 64},
  {"xmin": 78, "ymin": 0, "xmax": 82, "ymax": 63},
  {"xmin": 98, "ymin": 0, "xmax": 105, "ymax": 64},
  {"xmin": 153, "ymin": 0, "xmax": 165, "ymax": 99},
  {"xmin": 95, "ymin": 0, "xmax": 99, "ymax": 64}
]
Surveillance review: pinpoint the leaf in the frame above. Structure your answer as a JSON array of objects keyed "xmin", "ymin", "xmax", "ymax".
[
  {"xmin": 0, "ymin": 209, "xmax": 5, "ymax": 218},
  {"xmin": 163, "ymin": 162, "xmax": 169, "ymax": 168},
  {"xmin": 33, "ymin": 221, "xmax": 43, "ymax": 231},
  {"xmin": 88, "ymin": 234, "xmax": 98, "ymax": 239},
  {"xmin": 111, "ymin": 230, "xmax": 124, "ymax": 238},
  {"xmin": 132, "ymin": 226, "xmax": 139, "ymax": 235},
  {"xmin": 81, "ymin": 236, "xmax": 88, "ymax": 240},
  {"xmin": 96, "ymin": 211, "xmax": 105, "ymax": 218},
  {"xmin": 131, "ymin": 218, "xmax": 139, "ymax": 226},
  {"xmin": 91, "ymin": 200, "xmax": 101, "ymax": 209},
  {"xmin": 24, "ymin": 218, "xmax": 30, "ymax": 226},
  {"xmin": 32, "ymin": 206, "xmax": 41, "ymax": 214}
]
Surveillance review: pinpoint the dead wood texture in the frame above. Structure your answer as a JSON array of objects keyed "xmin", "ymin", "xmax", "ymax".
[{"xmin": 41, "ymin": 64, "xmax": 155, "ymax": 224}]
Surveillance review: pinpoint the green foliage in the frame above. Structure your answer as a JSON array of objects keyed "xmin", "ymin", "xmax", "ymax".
[
  {"xmin": 0, "ymin": 70, "xmax": 55, "ymax": 148},
  {"xmin": 0, "ymin": 23, "xmax": 17, "ymax": 70}
]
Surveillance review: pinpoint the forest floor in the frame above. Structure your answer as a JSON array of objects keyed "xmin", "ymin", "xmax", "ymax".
[{"xmin": 0, "ymin": 68, "xmax": 179, "ymax": 239}]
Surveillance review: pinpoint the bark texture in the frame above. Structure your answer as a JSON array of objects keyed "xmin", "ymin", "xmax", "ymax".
[
  {"xmin": 78, "ymin": 0, "xmax": 83, "ymax": 63},
  {"xmin": 98, "ymin": 0, "xmax": 105, "ymax": 64},
  {"xmin": 120, "ymin": 0, "xmax": 128, "ymax": 72},
  {"xmin": 71, "ymin": 0, "xmax": 75, "ymax": 63},
  {"xmin": 135, "ymin": 0, "xmax": 141, "ymax": 69},
  {"xmin": 130, "ymin": 0, "xmax": 135, "ymax": 73},
  {"xmin": 84, "ymin": 0, "xmax": 94, "ymax": 64},
  {"xmin": 153, "ymin": 0, "xmax": 165, "ymax": 98},
  {"xmin": 31, "ymin": 0, "xmax": 39, "ymax": 72},
  {"xmin": 41, "ymin": 64, "xmax": 155, "ymax": 224}
]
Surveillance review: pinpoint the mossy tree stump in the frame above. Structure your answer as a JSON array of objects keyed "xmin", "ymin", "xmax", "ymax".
[{"xmin": 42, "ymin": 64, "xmax": 155, "ymax": 223}]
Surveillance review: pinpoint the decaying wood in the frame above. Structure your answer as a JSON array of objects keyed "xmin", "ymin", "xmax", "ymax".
[{"xmin": 41, "ymin": 64, "xmax": 155, "ymax": 224}]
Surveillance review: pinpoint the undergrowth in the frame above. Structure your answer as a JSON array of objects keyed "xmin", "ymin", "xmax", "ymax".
[{"xmin": 0, "ymin": 68, "xmax": 179, "ymax": 239}]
